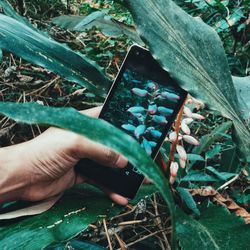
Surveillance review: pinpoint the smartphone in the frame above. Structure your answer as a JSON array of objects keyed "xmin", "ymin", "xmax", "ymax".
[{"xmin": 75, "ymin": 45, "xmax": 187, "ymax": 199}]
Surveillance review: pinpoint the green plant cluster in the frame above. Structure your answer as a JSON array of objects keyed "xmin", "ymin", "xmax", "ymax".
[
  {"xmin": 0, "ymin": 0, "xmax": 249, "ymax": 249},
  {"xmin": 177, "ymin": 0, "xmax": 249, "ymax": 76}
]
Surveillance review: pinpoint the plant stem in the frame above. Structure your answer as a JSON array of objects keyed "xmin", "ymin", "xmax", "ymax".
[{"xmin": 167, "ymin": 98, "xmax": 186, "ymax": 169}]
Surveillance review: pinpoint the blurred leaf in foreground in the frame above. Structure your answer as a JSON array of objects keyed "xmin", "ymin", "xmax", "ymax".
[
  {"xmin": 0, "ymin": 14, "xmax": 109, "ymax": 96},
  {"xmin": 0, "ymin": 184, "xmax": 157, "ymax": 249},
  {"xmin": 0, "ymin": 101, "xmax": 175, "ymax": 247}
]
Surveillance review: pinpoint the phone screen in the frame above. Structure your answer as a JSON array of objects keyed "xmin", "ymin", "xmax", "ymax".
[{"xmin": 75, "ymin": 45, "xmax": 187, "ymax": 199}]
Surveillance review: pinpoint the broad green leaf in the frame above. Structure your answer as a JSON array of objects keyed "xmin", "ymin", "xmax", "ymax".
[
  {"xmin": 182, "ymin": 170, "xmax": 219, "ymax": 182},
  {"xmin": 187, "ymin": 154, "xmax": 205, "ymax": 162},
  {"xmin": 206, "ymin": 144, "xmax": 221, "ymax": 159},
  {"xmin": 176, "ymin": 205, "xmax": 250, "ymax": 250},
  {"xmin": 206, "ymin": 166, "xmax": 236, "ymax": 181},
  {"xmin": 220, "ymin": 145, "xmax": 240, "ymax": 173},
  {"xmin": 175, "ymin": 153, "xmax": 204, "ymax": 163},
  {"xmin": 46, "ymin": 240, "xmax": 105, "ymax": 250},
  {"xmin": 188, "ymin": 122, "xmax": 233, "ymax": 172},
  {"xmin": 126, "ymin": 0, "xmax": 250, "ymax": 162},
  {"xmin": 237, "ymin": 194, "xmax": 250, "ymax": 204},
  {"xmin": 0, "ymin": 14, "xmax": 109, "ymax": 96},
  {"xmin": 0, "ymin": 0, "xmax": 34, "ymax": 28},
  {"xmin": 186, "ymin": 0, "xmax": 229, "ymax": 9},
  {"xmin": 192, "ymin": 121, "xmax": 232, "ymax": 155},
  {"xmin": 0, "ymin": 102, "xmax": 175, "ymax": 247},
  {"xmin": 176, "ymin": 187, "xmax": 200, "ymax": 216},
  {"xmin": 232, "ymin": 76, "xmax": 250, "ymax": 123},
  {"xmin": 0, "ymin": 195, "xmax": 62, "ymax": 219},
  {"xmin": 52, "ymin": 11, "xmax": 143, "ymax": 45},
  {"xmin": 0, "ymin": 184, "xmax": 157, "ymax": 249}
]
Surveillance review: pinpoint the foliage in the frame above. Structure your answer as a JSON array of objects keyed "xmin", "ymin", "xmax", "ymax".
[
  {"xmin": 126, "ymin": 0, "xmax": 250, "ymax": 163},
  {"xmin": 45, "ymin": 239, "xmax": 106, "ymax": 250},
  {"xmin": 0, "ymin": 0, "xmax": 249, "ymax": 249},
  {"xmin": 0, "ymin": 101, "xmax": 176, "ymax": 247},
  {"xmin": 0, "ymin": 1, "xmax": 110, "ymax": 97},
  {"xmin": 176, "ymin": 0, "xmax": 250, "ymax": 77},
  {"xmin": 233, "ymin": 76, "xmax": 250, "ymax": 123},
  {"xmin": 103, "ymin": 67, "xmax": 184, "ymax": 156},
  {"xmin": 176, "ymin": 205, "xmax": 250, "ymax": 250},
  {"xmin": 52, "ymin": 10, "xmax": 143, "ymax": 44},
  {"xmin": 0, "ymin": 184, "xmax": 157, "ymax": 249}
]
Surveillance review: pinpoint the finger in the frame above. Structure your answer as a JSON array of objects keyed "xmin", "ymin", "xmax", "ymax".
[
  {"xmin": 107, "ymin": 192, "xmax": 128, "ymax": 206},
  {"xmin": 74, "ymin": 173, "xmax": 86, "ymax": 185},
  {"xmin": 143, "ymin": 177, "xmax": 152, "ymax": 184},
  {"xmin": 79, "ymin": 106, "xmax": 102, "ymax": 117},
  {"xmin": 76, "ymin": 139, "xmax": 128, "ymax": 169},
  {"xmin": 84, "ymin": 178, "xmax": 128, "ymax": 206}
]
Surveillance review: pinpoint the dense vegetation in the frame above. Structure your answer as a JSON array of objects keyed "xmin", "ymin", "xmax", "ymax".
[{"xmin": 0, "ymin": 0, "xmax": 249, "ymax": 249}]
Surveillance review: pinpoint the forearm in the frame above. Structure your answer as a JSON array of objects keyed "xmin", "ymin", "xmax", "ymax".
[{"xmin": 0, "ymin": 144, "xmax": 29, "ymax": 203}]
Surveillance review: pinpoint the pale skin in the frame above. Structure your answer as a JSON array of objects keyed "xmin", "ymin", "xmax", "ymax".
[{"xmin": 0, "ymin": 107, "xmax": 129, "ymax": 206}]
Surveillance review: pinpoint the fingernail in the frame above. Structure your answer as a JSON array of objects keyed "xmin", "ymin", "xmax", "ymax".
[{"xmin": 116, "ymin": 154, "xmax": 128, "ymax": 168}]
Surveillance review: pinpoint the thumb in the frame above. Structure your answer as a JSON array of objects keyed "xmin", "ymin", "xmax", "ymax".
[{"xmin": 75, "ymin": 138, "xmax": 128, "ymax": 169}]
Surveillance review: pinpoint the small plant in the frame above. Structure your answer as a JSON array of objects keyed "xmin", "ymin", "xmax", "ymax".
[
  {"xmin": 117, "ymin": 69, "xmax": 182, "ymax": 156},
  {"xmin": 0, "ymin": 0, "xmax": 249, "ymax": 249},
  {"xmin": 167, "ymin": 96, "xmax": 205, "ymax": 183}
]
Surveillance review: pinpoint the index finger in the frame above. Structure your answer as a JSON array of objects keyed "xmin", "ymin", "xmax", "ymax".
[{"xmin": 79, "ymin": 106, "xmax": 103, "ymax": 118}]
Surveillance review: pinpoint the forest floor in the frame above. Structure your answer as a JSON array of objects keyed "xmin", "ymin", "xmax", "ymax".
[{"xmin": 0, "ymin": 1, "xmax": 249, "ymax": 249}]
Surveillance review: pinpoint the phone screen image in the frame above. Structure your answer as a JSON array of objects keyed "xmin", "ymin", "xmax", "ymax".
[
  {"xmin": 101, "ymin": 66, "xmax": 184, "ymax": 159},
  {"xmin": 75, "ymin": 45, "xmax": 187, "ymax": 199}
]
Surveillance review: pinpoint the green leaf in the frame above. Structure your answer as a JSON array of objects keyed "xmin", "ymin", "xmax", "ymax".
[
  {"xmin": 0, "ymin": 14, "xmax": 109, "ymax": 96},
  {"xmin": 206, "ymin": 166, "xmax": 236, "ymax": 181},
  {"xmin": 126, "ymin": 0, "xmax": 250, "ymax": 162},
  {"xmin": 188, "ymin": 122, "xmax": 233, "ymax": 172},
  {"xmin": 176, "ymin": 205, "xmax": 250, "ymax": 250},
  {"xmin": 237, "ymin": 194, "xmax": 250, "ymax": 204},
  {"xmin": 232, "ymin": 76, "xmax": 250, "ymax": 123},
  {"xmin": 0, "ymin": 184, "xmax": 157, "ymax": 249},
  {"xmin": 0, "ymin": 185, "xmax": 116, "ymax": 249},
  {"xmin": 0, "ymin": 0, "xmax": 34, "ymax": 28},
  {"xmin": 187, "ymin": 154, "xmax": 205, "ymax": 162},
  {"xmin": 0, "ymin": 102, "xmax": 175, "ymax": 247},
  {"xmin": 52, "ymin": 11, "xmax": 143, "ymax": 45},
  {"xmin": 182, "ymin": 170, "xmax": 219, "ymax": 182},
  {"xmin": 220, "ymin": 145, "xmax": 240, "ymax": 173},
  {"xmin": 176, "ymin": 187, "xmax": 200, "ymax": 216},
  {"xmin": 215, "ymin": 8, "xmax": 246, "ymax": 33},
  {"xmin": 192, "ymin": 121, "xmax": 232, "ymax": 155},
  {"xmin": 206, "ymin": 144, "xmax": 221, "ymax": 159},
  {"xmin": 46, "ymin": 240, "xmax": 106, "ymax": 250}
]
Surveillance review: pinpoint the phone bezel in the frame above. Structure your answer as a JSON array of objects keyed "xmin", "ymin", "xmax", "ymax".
[{"xmin": 75, "ymin": 44, "xmax": 188, "ymax": 199}]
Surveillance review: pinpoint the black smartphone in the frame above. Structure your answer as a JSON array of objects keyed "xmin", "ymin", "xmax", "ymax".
[{"xmin": 75, "ymin": 45, "xmax": 187, "ymax": 199}]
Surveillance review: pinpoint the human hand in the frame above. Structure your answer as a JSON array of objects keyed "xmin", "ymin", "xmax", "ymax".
[{"xmin": 0, "ymin": 107, "xmax": 128, "ymax": 205}]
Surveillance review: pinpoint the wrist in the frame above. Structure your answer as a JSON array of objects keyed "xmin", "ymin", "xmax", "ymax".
[{"xmin": 0, "ymin": 144, "xmax": 30, "ymax": 203}]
